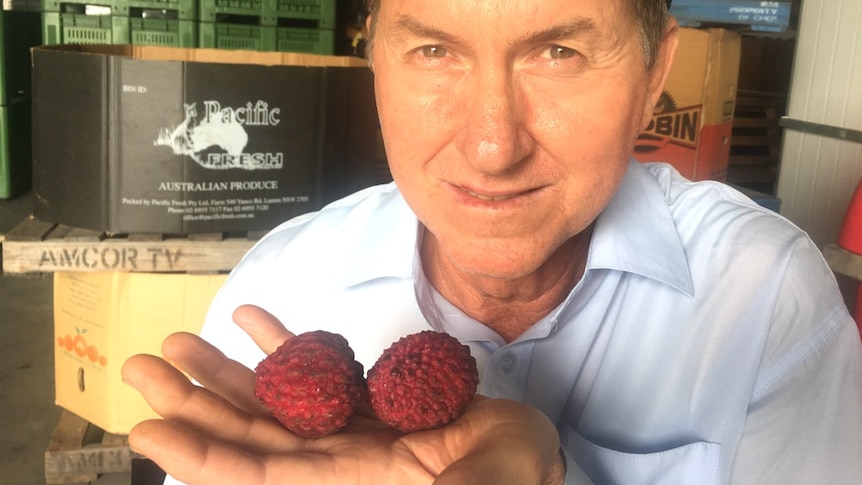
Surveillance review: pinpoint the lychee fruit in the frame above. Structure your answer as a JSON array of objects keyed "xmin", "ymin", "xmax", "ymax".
[
  {"xmin": 254, "ymin": 330, "xmax": 366, "ymax": 438},
  {"xmin": 367, "ymin": 330, "xmax": 479, "ymax": 433}
]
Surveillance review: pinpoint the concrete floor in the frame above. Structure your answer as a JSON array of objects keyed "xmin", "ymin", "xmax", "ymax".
[{"xmin": 0, "ymin": 192, "xmax": 132, "ymax": 485}]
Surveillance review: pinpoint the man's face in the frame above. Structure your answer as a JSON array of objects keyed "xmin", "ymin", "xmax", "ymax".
[{"xmin": 370, "ymin": 0, "xmax": 675, "ymax": 280}]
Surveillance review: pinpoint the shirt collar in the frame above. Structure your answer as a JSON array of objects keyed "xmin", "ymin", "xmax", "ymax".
[
  {"xmin": 338, "ymin": 161, "xmax": 694, "ymax": 297},
  {"xmin": 336, "ymin": 184, "xmax": 420, "ymax": 287},
  {"xmin": 587, "ymin": 160, "xmax": 694, "ymax": 296}
]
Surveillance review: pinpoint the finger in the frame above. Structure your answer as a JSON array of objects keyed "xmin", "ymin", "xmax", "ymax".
[
  {"xmin": 130, "ymin": 419, "xmax": 391, "ymax": 485},
  {"xmin": 122, "ymin": 354, "xmax": 303, "ymax": 454},
  {"xmin": 232, "ymin": 304, "xmax": 295, "ymax": 354},
  {"xmin": 434, "ymin": 445, "xmax": 541, "ymax": 485},
  {"xmin": 161, "ymin": 331, "xmax": 269, "ymax": 415},
  {"xmin": 434, "ymin": 399, "xmax": 560, "ymax": 485},
  {"xmin": 128, "ymin": 419, "xmax": 268, "ymax": 485}
]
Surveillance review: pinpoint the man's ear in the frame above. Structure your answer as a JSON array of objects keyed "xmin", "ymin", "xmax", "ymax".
[
  {"xmin": 364, "ymin": 12, "xmax": 376, "ymax": 69},
  {"xmin": 641, "ymin": 18, "xmax": 679, "ymax": 131}
]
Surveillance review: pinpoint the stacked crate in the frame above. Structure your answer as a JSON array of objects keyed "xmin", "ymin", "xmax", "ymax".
[
  {"xmin": 0, "ymin": 7, "xmax": 41, "ymax": 199},
  {"xmin": 40, "ymin": 0, "xmax": 198, "ymax": 47},
  {"xmin": 198, "ymin": 0, "xmax": 336, "ymax": 54}
]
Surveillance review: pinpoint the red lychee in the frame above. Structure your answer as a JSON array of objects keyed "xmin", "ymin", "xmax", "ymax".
[
  {"xmin": 254, "ymin": 330, "xmax": 366, "ymax": 438},
  {"xmin": 367, "ymin": 330, "xmax": 478, "ymax": 433}
]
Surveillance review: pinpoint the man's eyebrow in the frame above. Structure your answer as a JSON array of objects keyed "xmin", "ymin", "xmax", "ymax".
[
  {"xmin": 389, "ymin": 14, "xmax": 598, "ymax": 47},
  {"xmin": 392, "ymin": 14, "xmax": 464, "ymax": 44},
  {"xmin": 518, "ymin": 19, "xmax": 598, "ymax": 46}
]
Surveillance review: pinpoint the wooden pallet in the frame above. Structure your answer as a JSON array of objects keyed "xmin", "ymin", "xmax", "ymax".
[
  {"xmin": 45, "ymin": 410, "xmax": 140, "ymax": 484},
  {"xmin": 727, "ymin": 92, "xmax": 785, "ymax": 193},
  {"xmin": 1, "ymin": 216, "xmax": 262, "ymax": 274}
]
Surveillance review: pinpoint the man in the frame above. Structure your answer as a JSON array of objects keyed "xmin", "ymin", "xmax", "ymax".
[{"xmin": 123, "ymin": 0, "xmax": 862, "ymax": 483}]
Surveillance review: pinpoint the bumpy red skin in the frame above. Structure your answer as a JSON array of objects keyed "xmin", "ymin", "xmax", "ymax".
[
  {"xmin": 254, "ymin": 330, "xmax": 366, "ymax": 438},
  {"xmin": 367, "ymin": 330, "xmax": 479, "ymax": 433}
]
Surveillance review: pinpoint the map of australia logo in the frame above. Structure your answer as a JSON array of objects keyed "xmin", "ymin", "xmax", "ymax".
[{"xmin": 155, "ymin": 101, "xmax": 284, "ymax": 170}]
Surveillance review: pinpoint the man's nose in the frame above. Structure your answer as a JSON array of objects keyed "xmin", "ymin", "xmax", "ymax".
[{"xmin": 455, "ymin": 68, "xmax": 534, "ymax": 175}]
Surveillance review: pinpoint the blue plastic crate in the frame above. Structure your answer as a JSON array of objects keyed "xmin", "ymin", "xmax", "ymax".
[{"xmin": 671, "ymin": 0, "xmax": 793, "ymax": 32}]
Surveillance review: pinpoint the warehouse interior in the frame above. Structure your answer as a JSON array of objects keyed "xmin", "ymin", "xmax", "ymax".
[{"xmin": 3, "ymin": 0, "xmax": 862, "ymax": 483}]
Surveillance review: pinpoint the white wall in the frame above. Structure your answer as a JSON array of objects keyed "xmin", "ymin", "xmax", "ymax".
[{"xmin": 776, "ymin": 0, "xmax": 862, "ymax": 248}]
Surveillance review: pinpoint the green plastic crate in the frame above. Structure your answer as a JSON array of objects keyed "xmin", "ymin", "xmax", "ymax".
[
  {"xmin": 199, "ymin": 20, "xmax": 333, "ymax": 54},
  {"xmin": 42, "ymin": 11, "xmax": 115, "ymax": 44},
  {"xmin": 42, "ymin": 0, "xmax": 115, "ymax": 13},
  {"xmin": 275, "ymin": 25, "xmax": 334, "ymax": 54},
  {"xmin": 119, "ymin": 0, "xmax": 198, "ymax": 21},
  {"xmin": 41, "ymin": 0, "xmax": 198, "ymax": 20},
  {"xmin": 42, "ymin": 11, "xmax": 197, "ymax": 47},
  {"xmin": 41, "ymin": 0, "xmax": 198, "ymax": 21},
  {"xmin": 199, "ymin": 0, "xmax": 335, "ymax": 28},
  {"xmin": 0, "ymin": 100, "xmax": 32, "ymax": 199},
  {"xmin": 128, "ymin": 17, "xmax": 198, "ymax": 46}
]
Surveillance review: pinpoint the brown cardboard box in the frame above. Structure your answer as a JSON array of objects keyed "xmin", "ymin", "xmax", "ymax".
[
  {"xmin": 32, "ymin": 44, "xmax": 381, "ymax": 234},
  {"xmin": 53, "ymin": 271, "xmax": 227, "ymax": 434},
  {"xmin": 634, "ymin": 27, "xmax": 742, "ymax": 181}
]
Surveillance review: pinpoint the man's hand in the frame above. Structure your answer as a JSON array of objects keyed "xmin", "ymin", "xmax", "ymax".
[{"xmin": 122, "ymin": 305, "xmax": 566, "ymax": 485}]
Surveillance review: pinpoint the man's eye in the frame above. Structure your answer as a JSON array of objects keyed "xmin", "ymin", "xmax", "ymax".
[
  {"xmin": 420, "ymin": 45, "xmax": 448, "ymax": 58},
  {"xmin": 547, "ymin": 46, "xmax": 577, "ymax": 60}
]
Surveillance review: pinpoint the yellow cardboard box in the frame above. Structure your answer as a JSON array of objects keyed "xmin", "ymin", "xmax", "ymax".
[
  {"xmin": 634, "ymin": 27, "xmax": 742, "ymax": 181},
  {"xmin": 54, "ymin": 271, "xmax": 228, "ymax": 434}
]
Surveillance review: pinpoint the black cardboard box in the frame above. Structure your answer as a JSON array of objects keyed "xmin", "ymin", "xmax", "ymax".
[{"xmin": 32, "ymin": 44, "xmax": 381, "ymax": 234}]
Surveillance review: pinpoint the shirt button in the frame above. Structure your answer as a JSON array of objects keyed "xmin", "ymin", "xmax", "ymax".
[{"xmin": 501, "ymin": 352, "xmax": 516, "ymax": 373}]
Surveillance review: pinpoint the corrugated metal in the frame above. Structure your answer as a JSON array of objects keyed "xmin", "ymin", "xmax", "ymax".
[{"xmin": 776, "ymin": 0, "xmax": 862, "ymax": 248}]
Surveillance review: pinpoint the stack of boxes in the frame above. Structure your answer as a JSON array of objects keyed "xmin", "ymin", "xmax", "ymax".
[
  {"xmin": 36, "ymin": 0, "xmax": 337, "ymax": 53},
  {"xmin": 40, "ymin": 0, "xmax": 198, "ymax": 47},
  {"xmin": 632, "ymin": 0, "xmax": 798, "ymax": 185},
  {"xmin": 198, "ymin": 0, "xmax": 336, "ymax": 54},
  {"xmin": 1, "ymin": 0, "xmax": 347, "ymax": 197},
  {"xmin": 1, "ymin": 0, "xmax": 371, "ymax": 438},
  {"xmin": 633, "ymin": 27, "xmax": 742, "ymax": 183}
]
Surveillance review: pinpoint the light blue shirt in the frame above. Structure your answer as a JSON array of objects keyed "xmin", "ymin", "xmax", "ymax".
[{"xmin": 195, "ymin": 160, "xmax": 862, "ymax": 484}]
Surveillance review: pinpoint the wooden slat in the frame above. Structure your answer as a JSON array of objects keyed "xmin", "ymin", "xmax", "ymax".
[
  {"xmin": 726, "ymin": 168, "xmax": 778, "ymax": 184},
  {"xmin": 127, "ymin": 233, "xmax": 164, "ymax": 242},
  {"xmin": 46, "ymin": 410, "xmax": 89, "ymax": 453},
  {"xmin": 3, "ymin": 216, "xmax": 56, "ymax": 241},
  {"xmin": 65, "ymin": 227, "xmax": 105, "ymax": 242},
  {"xmin": 189, "ymin": 232, "xmax": 226, "ymax": 242},
  {"xmin": 247, "ymin": 230, "xmax": 269, "ymax": 240},
  {"xmin": 3, "ymin": 238, "xmax": 255, "ymax": 273},
  {"xmin": 45, "ymin": 410, "xmax": 142, "ymax": 484},
  {"xmin": 733, "ymin": 117, "xmax": 778, "ymax": 129},
  {"xmin": 46, "ymin": 225, "xmax": 76, "ymax": 240},
  {"xmin": 729, "ymin": 154, "xmax": 778, "ymax": 166},
  {"xmin": 731, "ymin": 135, "xmax": 774, "ymax": 146},
  {"xmin": 1, "ymin": 217, "xmax": 259, "ymax": 274}
]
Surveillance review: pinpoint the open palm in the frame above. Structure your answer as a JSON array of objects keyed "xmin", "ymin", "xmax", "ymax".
[{"xmin": 122, "ymin": 305, "xmax": 565, "ymax": 485}]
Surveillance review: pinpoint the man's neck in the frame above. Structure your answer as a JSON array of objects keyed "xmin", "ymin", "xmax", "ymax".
[{"xmin": 421, "ymin": 229, "xmax": 591, "ymax": 342}]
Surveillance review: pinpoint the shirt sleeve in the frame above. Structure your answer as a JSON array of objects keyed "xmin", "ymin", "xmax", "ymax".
[{"xmin": 729, "ymin": 239, "xmax": 862, "ymax": 483}]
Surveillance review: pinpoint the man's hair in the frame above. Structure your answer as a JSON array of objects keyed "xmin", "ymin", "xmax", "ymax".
[{"xmin": 363, "ymin": 0, "xmax": 670, "ymax": 70}]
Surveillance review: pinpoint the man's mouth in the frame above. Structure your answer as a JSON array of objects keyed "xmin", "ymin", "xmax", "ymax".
[{"xmin": 464, "ymin": 189, "xmax": 518, "ymax": 202}]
